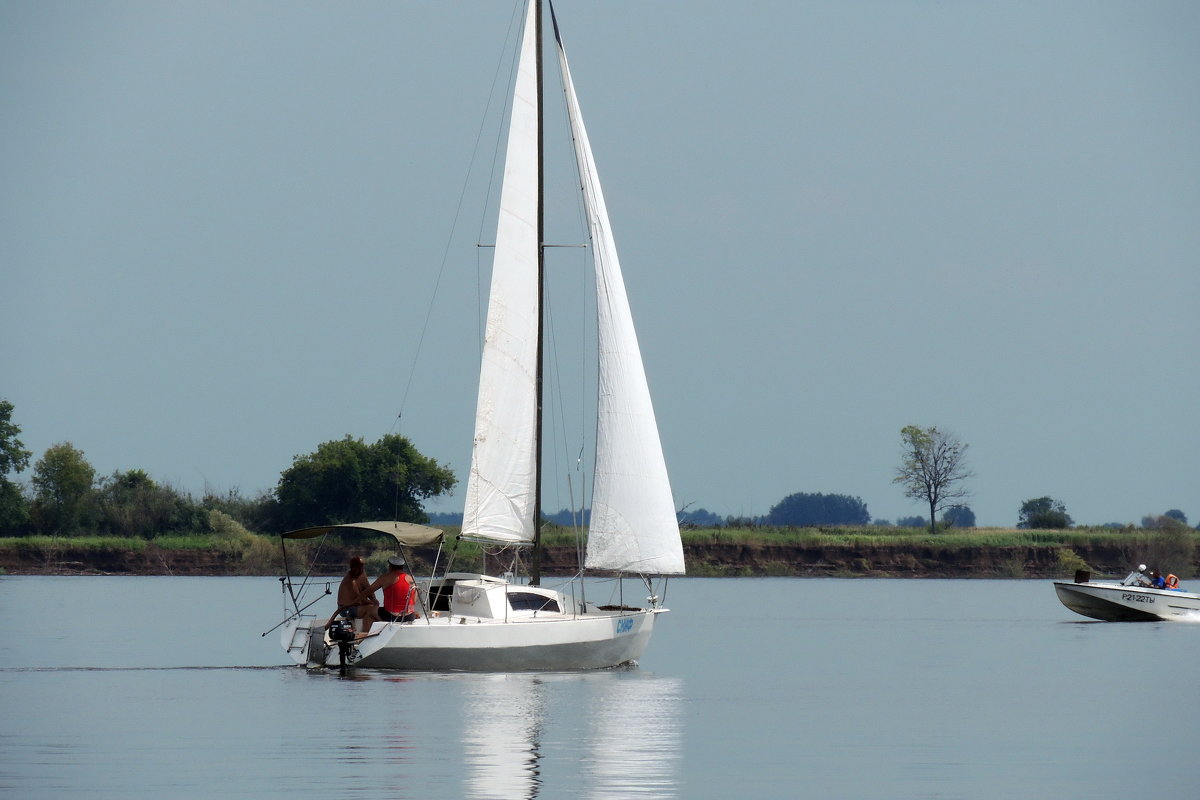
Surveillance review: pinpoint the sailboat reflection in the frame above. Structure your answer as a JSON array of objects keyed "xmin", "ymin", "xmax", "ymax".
[
  {"xmin": 581, "ymin": 672, "xmax": 683, "ymax": 799},
  {"xmin": 459, "ymin": 671, "xmax": 683, "ymax": 799},
  {"xmin": 462, "ymin": 674, "xmax": 546, "ymax": 799}
]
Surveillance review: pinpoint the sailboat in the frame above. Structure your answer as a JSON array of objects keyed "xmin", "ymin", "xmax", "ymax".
[{"xmin": 276, "ymin": 0, "xmax": 685, "ymax": 671}]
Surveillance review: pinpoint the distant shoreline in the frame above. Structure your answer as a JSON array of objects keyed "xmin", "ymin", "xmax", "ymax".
[{"xmin": 1, "ymin": 526, "xmax": 1194, "ymax": 579}]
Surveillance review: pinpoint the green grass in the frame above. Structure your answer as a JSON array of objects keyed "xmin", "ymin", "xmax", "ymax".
[
  {"xmin": 1, "ymin": 525, "xmax": 1191, "ymax": 554},
  {"xmin": 0, "ymin": 535, "xmax": 149, "ymax": 553},
  {"xmin": 152, "ymin": 534, "xmax": 216, "ymax": 550},
  {"xmin": 677, "ymin": 525, "xmax": 1174, "ymax": 549},
  {"xmin": 1, "ymin": 524, "xmax": 1193, "ymax": 578}
]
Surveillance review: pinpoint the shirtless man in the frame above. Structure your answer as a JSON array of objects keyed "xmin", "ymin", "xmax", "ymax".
[{"xmin": 336, "ymin": 556, "xmax": 379, "ymax": 634}]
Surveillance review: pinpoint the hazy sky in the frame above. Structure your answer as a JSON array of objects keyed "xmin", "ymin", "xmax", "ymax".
[{"xmin": 3, "ymin": 1, "xmax": 1197, "ymax": 528}]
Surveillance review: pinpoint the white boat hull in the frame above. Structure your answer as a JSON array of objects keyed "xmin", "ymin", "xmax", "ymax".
[
  {"xmin": 1053, "ymin": 580, "xmax": 1200, "ymax": 621},
  {"xmin": 283, "ymin": 608, "xmax": 661, "ymax": 671}
]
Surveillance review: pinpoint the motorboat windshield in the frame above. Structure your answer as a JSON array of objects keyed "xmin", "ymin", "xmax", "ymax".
[{"xmin": 1121, "ymin": 565, "xmax": 1150, "ymax": 587}]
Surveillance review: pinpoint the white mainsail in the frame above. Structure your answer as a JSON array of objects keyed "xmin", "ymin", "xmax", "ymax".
[
  {"xmin": 553, "ymin": 18, "xmax": 685, "ymax": 575},
  {"xmin": 461, "ymin": 0, "xmax": 540, "ymax": 545}
]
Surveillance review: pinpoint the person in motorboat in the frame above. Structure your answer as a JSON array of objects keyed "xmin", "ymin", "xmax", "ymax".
[
  {"xmin": 359, "ymin": 556, "xmax": 419, "ymax": 624},
  {"xmin": 335, "ymin": 556, "xmax": 379, "ymax": 636},
  {"xmin": 1121, "ymin": 564, "xmax": 1153, "ymax": 587},
  {"xmin": 1152, "ymin": 570, "xmax": 1183, "ymax": 591},
  {"xmin": 1119, "ymin": 565, "xmax": 1183, "ymax": 592}
]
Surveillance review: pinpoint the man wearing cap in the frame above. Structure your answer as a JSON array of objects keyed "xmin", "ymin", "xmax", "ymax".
[{"xmin": 360, "ymin": 556, "xmax": 419, "ymax": 623}]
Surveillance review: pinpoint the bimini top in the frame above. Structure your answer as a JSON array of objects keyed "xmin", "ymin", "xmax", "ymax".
[{"xmin": 280, "ymin": 520, "xmax": 444, "ymax": 548}]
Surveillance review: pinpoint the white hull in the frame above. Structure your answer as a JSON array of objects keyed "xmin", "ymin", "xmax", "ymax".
[
  {"xmin": 281, "ymin": 573, "xmax": 664, "ymax": 671},
  {"xmin": 283, "ymin": 608, "xmax": 661, "ymax": 671},
  {"xmin": 1053, "ymin": 580, "xmax": 1200, "ymax": 622}
]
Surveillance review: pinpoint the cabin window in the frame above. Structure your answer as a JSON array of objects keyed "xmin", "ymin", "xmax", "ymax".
[{"xmin": 507, "ymin": 592, "xmax": 559, "ymax": 613}]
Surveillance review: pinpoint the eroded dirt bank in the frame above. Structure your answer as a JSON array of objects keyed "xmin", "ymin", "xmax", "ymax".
[{"xmin": 0, "ymin": 540, "xmax": 1148, "ymax": 578}]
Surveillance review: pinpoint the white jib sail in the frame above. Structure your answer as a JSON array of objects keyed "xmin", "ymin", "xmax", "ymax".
[
  {"xmin": 462, "ymin": 0, "xmax": 540, "ymax": 545},
  {"xmin": 555, "ymin": 25, "xmax": 685, "ymax": 575}
]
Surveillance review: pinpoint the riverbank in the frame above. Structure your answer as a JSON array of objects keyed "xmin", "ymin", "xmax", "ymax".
[{"xmin": 1, "ymin": 526, "xmax": 1194, "ymax": 579}]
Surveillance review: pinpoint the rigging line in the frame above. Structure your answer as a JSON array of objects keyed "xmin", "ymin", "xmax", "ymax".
[
  {"xmin": 566, "ymin": 472, "xmax": 585, "ymax": 571},
  {"xmin": 544, "ymin": 74, "xmax": 580, "ymax": 520},
  {"xmin": 475, "ymin": 3, "xmax": 526, "ymax": 353},
  {"xmin": 540, "ymin": 31, "xmax": 595, "ymax": 524},
  {"xmin": 575, "ymin": 185, "xmax": 592, "ymax": 506},
  {"xmin": 544, "ymin": 287, "xmax": 563, "ymax": 514},
  {"xmin": 544, "ymin": 263, "xmax": 582, "ymax": 520},
  {"xmin": 553, "ymin": 21, "xmax": 598, "ymax": 498},
  {"xmin": 541, "ymin": 268, "xmax": 585, "ymax": 519},
  {"xmin": 573, "ymin": 440, "xmax": 587, "ymax": 575},
  {"xmin": 393, "ymin": 2, "xmax": 525, "ymax": 428}
]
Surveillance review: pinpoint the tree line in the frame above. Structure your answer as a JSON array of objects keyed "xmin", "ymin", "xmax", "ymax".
[
  {"xmin": 704, "ymin": 425, "xmax": 1191, "ymax": 532},
  {"xmin": 1, "ymin": 401, "xmax": 1193, "ymax": 538},
  {"xmin": 0, "ymin": 400, "xmax": 455, "ymax": 538}
]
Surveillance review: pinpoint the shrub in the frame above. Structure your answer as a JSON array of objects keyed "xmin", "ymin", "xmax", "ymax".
[
  {"xmin": 766, "ymin": 492, "xmax": 870, "ymax": 526},
  {"xmin": 1124, "ymin": 523, "xmax": 1196, "ymax": 579},
  {"xmin": 942, "ymin": 505, "xmax": 976, "ymax": 528},
  {"xmin": 1055, "ymin": 547, "xmax": 1090, "ymax": 576},
  {"xmin": 1018, "ymin": 497, "xmax": 1073, "ymax": 529},
  {"xmin": 210, "ymin": 510, "xmax": 277, "ymax": 567}
]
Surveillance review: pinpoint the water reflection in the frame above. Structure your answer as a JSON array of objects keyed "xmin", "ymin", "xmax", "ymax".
[
  {"xmin": 455, "ymin": 671, "xmax": 683, "ymax": 799},
  {"xmin": 582, "ymin": 672, "xmax": 683, "ymax": 799},
  {"xmin": 462, "ymin": 674, "xmax": 546, "ymax": 799},
  {"xmin": 376, "ymin": 675, "xmax": 418, "ymax": 764}
]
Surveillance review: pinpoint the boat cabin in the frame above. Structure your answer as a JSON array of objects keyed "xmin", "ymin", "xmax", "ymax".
[{"xmin": 422, "ymin": 573, "xmax": 573, "ymax": 620}]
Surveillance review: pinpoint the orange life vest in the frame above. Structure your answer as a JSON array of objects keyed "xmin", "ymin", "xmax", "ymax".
[{"xmin": 1165, "ymin": 574, "xmax": 1179, "ymax": 589}]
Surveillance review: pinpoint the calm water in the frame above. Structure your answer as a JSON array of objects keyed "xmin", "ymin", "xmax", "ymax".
[{"xmin": 1, "ymin": 576, "xmax": 1196, "ymax": 798}]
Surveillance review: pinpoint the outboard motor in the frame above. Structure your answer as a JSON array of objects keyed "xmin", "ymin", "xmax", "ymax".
[{"xmin": 327, "ymin": 619, "xmax": 357, "ymax": 675}]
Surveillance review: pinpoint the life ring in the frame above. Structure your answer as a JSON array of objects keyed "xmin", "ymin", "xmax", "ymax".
[{"xmin": 1165, "ymin": 574, "xmax": 1179, "ymax": 589}]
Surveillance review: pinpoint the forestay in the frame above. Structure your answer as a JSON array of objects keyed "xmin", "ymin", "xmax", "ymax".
[{"xmin": 552, "ymin": 12, "xmax": 685, "ymax": 576}]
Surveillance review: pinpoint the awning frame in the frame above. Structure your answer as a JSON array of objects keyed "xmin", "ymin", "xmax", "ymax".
[{"xmin": 280, "ymin": 520, "xmax": 444, "ymax": 548}]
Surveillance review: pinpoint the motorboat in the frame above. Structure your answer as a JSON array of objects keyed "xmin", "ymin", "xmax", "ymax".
[{"xmin": 1053, "ymin": 566, "xmax": 1200, "ymax": 622}]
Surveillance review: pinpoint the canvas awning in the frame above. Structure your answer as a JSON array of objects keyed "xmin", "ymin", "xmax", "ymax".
[{"xmin": 280, "ymin": 520, "xmax": 444, "ymax": 548}]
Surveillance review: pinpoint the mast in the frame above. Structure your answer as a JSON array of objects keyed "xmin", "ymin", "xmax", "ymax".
[
  {"xmin": 531, "ymin": 0, "xmax": 545, "ymax": 586},
  {"xmin": 461, "ymin": 0, "xmax": 545, "ymax": 550}
]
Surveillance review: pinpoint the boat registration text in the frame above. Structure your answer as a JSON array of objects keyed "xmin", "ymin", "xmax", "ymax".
[{"xmin": 1121, "ymin": 592, "xmax": 1155, "ymax": 604}]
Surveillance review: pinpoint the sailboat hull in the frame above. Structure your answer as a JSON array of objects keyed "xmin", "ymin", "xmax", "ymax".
[{"xmin": 285, "ymin": 609, "xmax": 662, "ymax": 671}]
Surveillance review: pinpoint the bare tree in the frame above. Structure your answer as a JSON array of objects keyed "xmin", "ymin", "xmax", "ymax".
[{"xmin": 893, "ymin": 425, "xmax": 973, "ymax": 534}]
